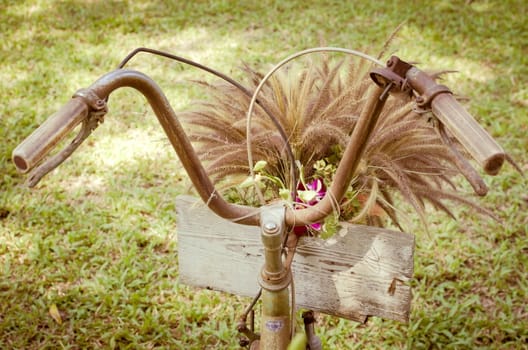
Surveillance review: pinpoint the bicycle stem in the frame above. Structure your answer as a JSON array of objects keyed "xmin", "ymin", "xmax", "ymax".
[{"xmin": 254, "ymin": 204, "xmax": 291, "ymax": 349}]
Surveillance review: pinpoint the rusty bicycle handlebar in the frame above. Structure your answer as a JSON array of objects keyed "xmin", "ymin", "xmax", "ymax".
[
  {"xmin": 13, "ymin": 69, "xmax": 261, "ymax": 224},
  {"xmin": 13, "ymin": 97, "xmax": 89, "ymax": 173},
  {"xmin": 405, "ymin": 66, "xmax": 505, "ymax": 176},
  {"xmin": 12, "ymin": 56, "xmax": 507, "ymax": 227}
]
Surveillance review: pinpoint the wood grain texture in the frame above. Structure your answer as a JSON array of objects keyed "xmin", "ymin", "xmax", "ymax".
[{"xmin": 176, "ymin": 195, "xmax": 414, "ymax": 323}]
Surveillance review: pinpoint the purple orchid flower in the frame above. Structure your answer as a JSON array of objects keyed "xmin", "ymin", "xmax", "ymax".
[{"xmin": 293, "ymin": 178, "xmax": 326, "ymax": 235}]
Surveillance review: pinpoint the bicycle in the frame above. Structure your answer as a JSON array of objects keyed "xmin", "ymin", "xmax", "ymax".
[{"xmin": 13, "ymin": 47, "xmax": 510, "ymax": 349}]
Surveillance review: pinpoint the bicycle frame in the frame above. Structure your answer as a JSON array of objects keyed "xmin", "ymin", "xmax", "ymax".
[{"xmin": 12, "ymin": 52, "xmax": 508, "ymax": 349}]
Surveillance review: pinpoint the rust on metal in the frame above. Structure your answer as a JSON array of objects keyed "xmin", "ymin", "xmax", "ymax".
[{"xmin": 285, "ymin": 83, "xmax": 388, "ymax": 226}]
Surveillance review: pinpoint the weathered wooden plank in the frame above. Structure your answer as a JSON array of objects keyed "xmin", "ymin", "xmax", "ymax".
[{"xmin": 176, "ymin": 195, "xmax": 414, "ymax": 323}]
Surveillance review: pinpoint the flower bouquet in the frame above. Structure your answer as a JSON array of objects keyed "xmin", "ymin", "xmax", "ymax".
[{"xmin": 181, "ymin": 48, "xmax": 498, "ymax": 237}]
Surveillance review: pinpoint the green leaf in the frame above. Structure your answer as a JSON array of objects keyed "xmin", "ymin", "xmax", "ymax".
[
  {"xmin": 279, "ymin": 188, "xmax": 292, "ymax": 201},
  {"xmin": 287, "ymin": 333, "xmax": 308, "ymax": 350},
  {"xmin": 253, "ymin": 160, "xmax": 268, "ymax": 172},
  {"xmin": 298, "ymin": 190, "xmax": 317, "ymax": 203},
  {"xmin": 239, "ymin": 176, "xmax": 256, "ymax": 188}
]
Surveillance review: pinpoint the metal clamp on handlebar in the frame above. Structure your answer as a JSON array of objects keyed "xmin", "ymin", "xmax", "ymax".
[
  {"xmin": 412, "ymin": 78, "xmax": 451, "ymax": 109},
  {"xmin": 74, "ymin": 88, "xmax": 108, "ymax": 114},
  {"xmin": 370, "ymin": 56, "xmax": 493, "ymax": 195},
  {"xmin": 26, "ymin": 89, "xmax": 107, "ymax": 187},
  {"xmin": 370, "ymin": 56, "xmax": 452, "ymax": 108},
  {"xmin": 370, "ymin": 56, "xmax": 413, "ymax": 95}
]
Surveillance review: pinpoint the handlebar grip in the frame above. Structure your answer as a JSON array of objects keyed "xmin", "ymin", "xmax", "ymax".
[
  {"xmin": 12, "ymin": 97, "xmax": 88, "ymax": 173},
  {"xmin": 406, "ymin": 67, "xmax": 505, "ymax": 175},
  {"xmin": 430, "ymin": 93, "xmax": 505, "ymax": 175}
]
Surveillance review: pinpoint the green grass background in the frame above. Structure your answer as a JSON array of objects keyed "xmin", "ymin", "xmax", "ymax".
[{"xmin": 1, "ymin": 0, "xmax": 527, "ymax": 349}]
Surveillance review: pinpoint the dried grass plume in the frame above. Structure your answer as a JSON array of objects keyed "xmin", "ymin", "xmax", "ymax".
[{"xmin": 181, "ymin": 47, "xmax": 495, "ymax": 230}]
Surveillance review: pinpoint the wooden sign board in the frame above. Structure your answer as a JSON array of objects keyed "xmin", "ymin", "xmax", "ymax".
[{"xmin": 176, "ymin": 195, "xmax": 414, "ymax": 323}]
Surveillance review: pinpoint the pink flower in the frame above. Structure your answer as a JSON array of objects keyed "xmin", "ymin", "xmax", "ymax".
[{"xmin": 293, "ymin": 178, "xmax": 326, "ymax": 235}]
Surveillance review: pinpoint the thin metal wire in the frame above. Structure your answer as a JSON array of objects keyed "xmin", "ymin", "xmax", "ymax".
[
  {"xmin": 245, "ymin": 47, "xmax": 385, "ymax": 203},
  {"xmin": 117, "ymin": 47, "xmax": 298, "ymax": 196}
]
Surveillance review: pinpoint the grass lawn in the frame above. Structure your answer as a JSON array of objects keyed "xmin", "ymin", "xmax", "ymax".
[{"xmin": 1, "ymin": 0, "xmax": 527, "ymax": 349}]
